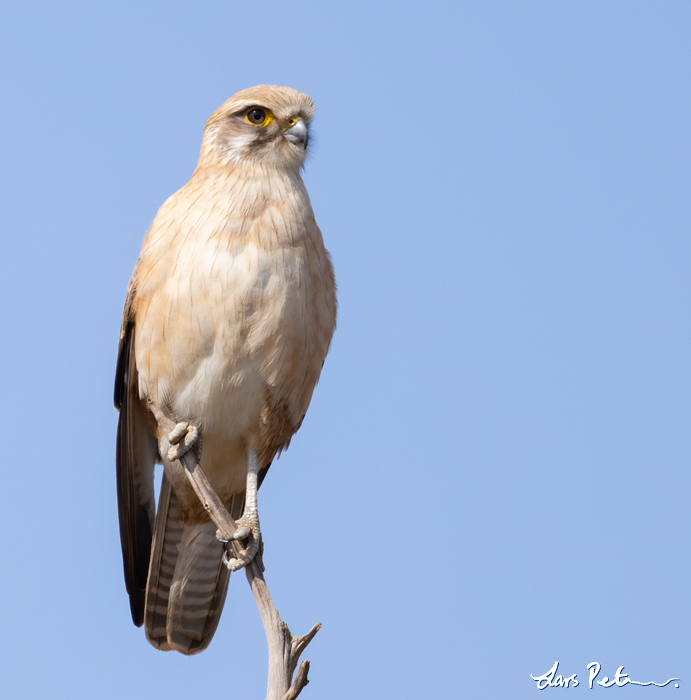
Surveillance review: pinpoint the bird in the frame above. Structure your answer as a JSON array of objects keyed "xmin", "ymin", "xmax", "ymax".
[{"xmin": 114, "ymin": 85, "xmax": 337, "ymax": 654}]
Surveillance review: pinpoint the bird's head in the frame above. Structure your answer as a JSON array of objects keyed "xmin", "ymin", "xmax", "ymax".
[{"xmin": 199, "ymin": 85, "xmax": 315, "ymax": 170}]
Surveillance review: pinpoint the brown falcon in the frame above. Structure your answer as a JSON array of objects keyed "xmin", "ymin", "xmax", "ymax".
[{"xmin": 114, "ymin": 85, "xmax": 337, "ymax": 654}]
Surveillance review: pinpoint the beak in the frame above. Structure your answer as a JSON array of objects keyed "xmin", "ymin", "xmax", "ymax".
[{"xmin": 283, "ymin": 118, "xmax": 308, "ymax": 149}]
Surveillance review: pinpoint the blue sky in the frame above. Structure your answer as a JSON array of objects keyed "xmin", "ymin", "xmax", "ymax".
[{"xmin": 0, "ymin": 1, "xmax": 689, "ymax": 697}]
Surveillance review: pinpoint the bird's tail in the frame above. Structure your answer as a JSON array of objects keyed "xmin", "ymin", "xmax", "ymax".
[{"xmin": 144, "ymin": 475, "xmax": 243, "ymax": 654}]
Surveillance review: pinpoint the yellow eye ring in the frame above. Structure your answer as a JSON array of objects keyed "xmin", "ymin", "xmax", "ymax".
[{"xmin": 244, "ymin": 107, "xmax": 274, "ymax": 127}]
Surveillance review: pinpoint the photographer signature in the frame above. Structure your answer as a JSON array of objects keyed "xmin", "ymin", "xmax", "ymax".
[{"xmin": 531, "ymin": 661, "xmax": 679, "ymax": 689}]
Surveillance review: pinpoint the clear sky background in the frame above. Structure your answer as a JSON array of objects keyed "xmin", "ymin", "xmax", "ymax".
[{"xmin": 0, "ymin": 1, "xmax": 689, "ymax": 697}]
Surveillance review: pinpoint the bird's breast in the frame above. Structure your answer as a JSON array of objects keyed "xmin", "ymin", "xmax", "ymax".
[{"xmin": 133, "ymin": 187, "xmax": 336, "ymax": 459}]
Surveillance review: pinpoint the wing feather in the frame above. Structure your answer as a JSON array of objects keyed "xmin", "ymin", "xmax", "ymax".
[{"xmin": 115, "ymin": 285, "xmax": 158, "ymax": 626}]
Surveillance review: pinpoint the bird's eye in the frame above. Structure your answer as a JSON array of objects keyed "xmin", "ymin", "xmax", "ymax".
[{"xmin": 245, "ymin": 108, "xmax": 268, "ymax": 126}]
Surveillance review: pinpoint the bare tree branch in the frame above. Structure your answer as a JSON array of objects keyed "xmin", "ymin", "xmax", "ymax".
[{"xmin": 281, "ymin": 661, "xmax": 311, "ymax": 700}]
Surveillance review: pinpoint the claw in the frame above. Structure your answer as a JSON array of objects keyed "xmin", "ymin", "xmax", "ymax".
[
  {"xmin": 233, "ymin": 525, "xmax": 251, "ymax": 540},
  {"xmin": 167, "ymin": 422, "xmax": 199, "ymax": 460},
  {"xmin": 167, "ymin": 422, "xmax": 189, "ymax": 445},
  {"xmin": 222, "ymin": 531, "xmax": 260, "ymax": 572}
]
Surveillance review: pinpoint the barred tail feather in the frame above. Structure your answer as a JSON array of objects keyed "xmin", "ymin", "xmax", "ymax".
[
  {"xmin": 166, "ymin": 521, "xmax": 228, "ymax": 654},
  {"xmin": 144, "ymin": 476, "xmax": 181, "ymax": 650},
  {"xmin": 144, "ymin": 477, "xmax": 244, "ymax": 655}
]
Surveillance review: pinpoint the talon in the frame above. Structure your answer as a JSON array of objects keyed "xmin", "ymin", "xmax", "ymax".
[
  {"xmin": 167, "ymin": 422, "xmax": 200, "ymax": 460},
  {"xmin": 222, "ymin": 515, "xmax": 261, "ymax": 571},
  {"xmin": 184, "ymin": 425, "xmax": 199, "ymax": 447},
  {"xmin": 167, "ymin": 422, "xmax": 188, "ymax": 445},
  {"xmin": 222, "ymin": 530, "xmax": 261, "ymax": 572},
  {"xmin": 222, "ymin": 548, "xmax": 240, "ymax": 570},
  {"xmin": 232, "ymin": 525, "xmax": 251, "ymax": 540}
]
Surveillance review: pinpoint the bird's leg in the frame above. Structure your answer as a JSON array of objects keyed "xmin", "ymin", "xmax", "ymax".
[
  {"xmin": 220, "ymin": 446, "xmax": 261, "ymax": 572},
  {"xmin": 166, "ymin": 422, "xmax": 200, "ymax": 460}
]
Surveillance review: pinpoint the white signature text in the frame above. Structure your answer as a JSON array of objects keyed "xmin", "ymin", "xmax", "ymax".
[{"xmin": 531, "ymin": 661, "xmax": 679, "ymax": 689}]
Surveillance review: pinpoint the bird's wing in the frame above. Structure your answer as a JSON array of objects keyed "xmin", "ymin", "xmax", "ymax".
[{"xmin": 114, "ymin": 279, "xmax": 158, "ymax": 626}]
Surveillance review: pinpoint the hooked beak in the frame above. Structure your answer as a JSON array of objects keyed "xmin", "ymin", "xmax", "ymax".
[{"xmin": 283, "ymin": 118, "xmax": 308, "ymax": 149}]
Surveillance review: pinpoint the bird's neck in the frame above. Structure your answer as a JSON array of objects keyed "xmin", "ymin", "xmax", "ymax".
[{"xmin": 170, "ymin": 163, "xmax": 313, "ymax": 248}]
